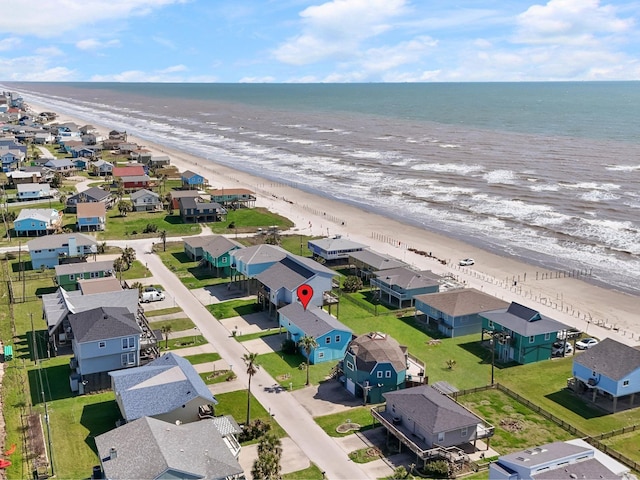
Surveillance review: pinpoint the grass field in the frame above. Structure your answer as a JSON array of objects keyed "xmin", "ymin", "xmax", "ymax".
[
  {"xmin": 256, "ymin": 351, "xmax": 337, "ymax": 390},
  {"xmin": 183, "ymin": 352, "xmax": 221, "ymax": 364},
  {"xmin": 207, "ymin": 299, "xmax": 259, "ymax": 319},
  {"xmin": 97, "ymin": 208, "xmax": 202, "ymax": 240},
  {"xmin": 156, "ymin": 243, "xmax": 230, "ymax": 289},
  {"xmin": 208, "ymin": 207, "xmax": 294, "ymax": 234},
  {"xmin": 315, "ymin": 406, "xmax": 377, "ymax": 437}
]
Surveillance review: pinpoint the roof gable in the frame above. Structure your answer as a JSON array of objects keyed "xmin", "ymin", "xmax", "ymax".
[
  {"xmin": 574, "ymin": 338, "xmax": 640, "ymax": 380},
  {"xmin": 67, "ymin": 306, "xmax": 141, "ymax": 343},
  {"xmin": 278, "ymin": 303, "xmax": 351, "ymax": 338}
]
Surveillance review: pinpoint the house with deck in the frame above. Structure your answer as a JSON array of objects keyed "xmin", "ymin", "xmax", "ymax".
[
  {"xmin": 17, "ymin": 182, "xmax": 52, "ymax": 201},
  {"xmin": 90, "ymin": 159, "xmax": 113, "ymax": 176},
  {"xmin": 181, "ymin": 170, "xmax": 206, "ymax": 190},
  {"xmin": 55, "ymin": 260, "xmax": 115, "ymax": 291},
  {"xmin": 94, "ymin": 416, "xmax": 244, "ymax": 480},
  {"xmin": 6, "ymin": 170, "xmax": 41, "ymax": 185},
  {"xmin": 149, "ymin": 154, "xmax": 170, "ymax": 167},
  {"xmin": 44, "ymin": 158, "xmax": 76, "ymax": 176},
  {"xmin": 65, "ymin": 186, "xmax": 112, "ymax": 213},
  {"xmin": 414, "ymin": 288, "xmax": 509, "ymax": 338},
  {"xmin": 278, "ymin": 303, "xmax": 352, "ymax": 364},
  {"xmin": 112, "ymin": 165, "xmax": 145, "ymax": 179},
  {"xmin": 178, "ymin": 196, "xmax": 226, "ymax": 223},
  {"xmin": 131, "ymin": 189, "xmax": 161, "ymax": 212},
  {"xmin": 169, "ymin": 189, "xmax": 203, "ymax": 210},
  {"xmin": 109, "ymin": 352, "xmax": 218, "ymax": 424},
  {"xmin": 372, "ymin": 385, "xmax": 494, "ymax": 467},
  {"xmin": 28, "ymin": 232, "xmax": 98, "ymax": 269},
  {"xmin": 371, "ymin": 267, "xmax": 442, "ymax": 308},
  {"xmin": 120, "ymin": 174, "xmax": 151, "ymax": 190},
  {"xmin": 308, "ymin": 235, "xmax": 368, "ymax": 263},
  {"xmin": 342, "ymin": 332, "xmax": 408, "ymax": 404},
  {"xmin": 480, "ymin": 302, "xmax": 570, "ymax": 365},
  {"xmin": 209, "ymin": 188, "xmax": 256, "ymax": 208},
  {"xmin": 13, "ymin": 208, "xmax": 61, "ymax": 236},
  {"xmin": 76, "ymin": 202, "xmax": 106, "ymax": 231},
  {"xmin": 572, "ymin": 338, "xmax": 640, "ymax": 413},
  {"xmin": 201, "ymin": 236, "xmax": 243, "ymax": 277},
  {"xmin": 349, "ymin": 249, "xmax": 408, "ymax": 280},
  {"xmin": 1, "ymin": 149, "xmax": 24, "ymax": 171}
]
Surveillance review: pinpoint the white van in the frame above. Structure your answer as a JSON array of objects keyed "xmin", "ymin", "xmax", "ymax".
[{"xmin": 141, "ymin": 290, "xmax": 165, "ymax": 303}]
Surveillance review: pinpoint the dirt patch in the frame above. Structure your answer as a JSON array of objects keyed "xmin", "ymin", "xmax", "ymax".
[
  {"xmin": 499, "ymin": 417, "xmax": 523, "ymax": 432},
  {"xmin": 336, "ymin": 422, "xmax": 361, "ymax": 433}
]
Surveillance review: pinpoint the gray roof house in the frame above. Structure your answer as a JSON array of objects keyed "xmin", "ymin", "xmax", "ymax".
[
  {"xmin": 308, "ymin": 235, "xmax": 368, "ymax": 262},
  {"xmin": 65, "ymin": 186, "xmax": 112, "ymax": 212},
  {"xmin": 372, "ymin": 385, "xmax": 494, "ymax": 465},
  {"xmin": 490, "ymin": 439, "xmax": 631, "ymax": 479},
  {"xmin": 349, "ymin": 249, "xmax": 408, "ymax": 279},
  {"xmin": 94, "ymin": 416, "xmax": 244, "ymax": 480},
  {"xmin": 371, "ymin": 267, "xmax": 442, "ymax": 308},
  {"xmin": 130, "ymin": 188, "xmax": 161, "ymax": 212},
  {"xmin": 109, "ymin": 352, "xmax": 218, "ymax": 424}
]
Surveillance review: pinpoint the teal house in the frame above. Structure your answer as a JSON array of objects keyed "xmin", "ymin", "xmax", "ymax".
[
  {"xmin": 342, "ymin": 332, "xmax": 407, "ymax": 404},
  {"xmin": 55, "ymin": 260, "xmax": 114, "ymax": 291},
  {"xmin": 183, "ymin": 235, "xmax": 243, "ymax": 277},
  {"xmin": 480, "ymin": 302, "xmax": 569, "ymax": 365}
]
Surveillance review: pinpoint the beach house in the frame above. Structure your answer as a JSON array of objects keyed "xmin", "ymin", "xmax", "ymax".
[
  {"xmin": 17, "ymin": 183, "xmax": 52, "ymax": 201},
  {"xmin": 349, "ymin": 249, "xmax": 408, "ymax": 280},
  {"xmin": 54, "ymin": 260, "xmax": 114, "ymax": 291},
  {"xmin": 209, "ymin": 188, "xmax": 256, "ymax": 208},
  {"xmin": 65, "ymin": 186, "xmax": 112, "ymax": 213},
  {"xmin": 278, "ymin": 303, "xmax": 352, "ymax": 364},
  {"xmin": 480, "ymin": 302, "xmax": 570, "ymax": 365},
  {"xmin": 181, "ymin": 170, "xmax": 206, "ymax": 190},
  {"xmin": 13, "ymin": 208, "xmax": 62, "ymax": 236},
  {"xmin": 342, "ymin": 332, "xmax": 408, "ymax": 404},
  {"xmin": 130, "ymin": 188, "xmax": 161, "ymax": 211},
  {"xmin": 371, "ymin": 267, "xmax": 441, "ymax": 308},
  {"xmin": 178, "ymin": 196, "xmax": 226, "ymax": 223},
  {"xmin": 76, "ymin": 202, "xmax": 106, "ymax": 231},
  {"xmin": 414, "ymin": 288, "xmax": 509, "ymax": 338},
  {"xmin": 307, "ymin": 235, "xmax": 368, "ymax": 263},
  {"xmin": 27, "ymin": 232, "xmax": 98, "ymax": 268}
]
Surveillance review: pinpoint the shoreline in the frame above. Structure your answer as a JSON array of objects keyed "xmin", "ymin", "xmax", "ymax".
[{"xmin": 26, "ymin": 101, "xmax": 640, "ymax": 345}]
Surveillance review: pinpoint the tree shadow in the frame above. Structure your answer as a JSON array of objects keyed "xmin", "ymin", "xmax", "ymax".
[
  {"xmin": 171, "ymin": 251, "xmax": 195, "ymax": 264},
  {"xmin": 163, "ymin": 215, "xmax": 183, "ymax": 225},
  {"xmin": 545, "ymin": 390, "xmax": 608, "ymax": 420},
  {"xmin": 80, "ymin": 400, "xmax": 121, "ymax": 455}
]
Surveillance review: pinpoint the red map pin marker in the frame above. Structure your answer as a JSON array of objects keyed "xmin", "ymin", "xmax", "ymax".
[{"xmin": 297, "ymin": 284, "xmax": 314, "ymax": 310}]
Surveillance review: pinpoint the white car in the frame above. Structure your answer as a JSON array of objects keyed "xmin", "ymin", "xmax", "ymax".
[
  {"xmin": 552, "ymin": 341, "xmax": 573, "ymax": 356},
  {"xmin": 459, "ymin": 258, "xmax": 475, "ymax": 266},
  {"xmin": 575, "ymin": 337, "xmax": 599, "ymax": 350}
]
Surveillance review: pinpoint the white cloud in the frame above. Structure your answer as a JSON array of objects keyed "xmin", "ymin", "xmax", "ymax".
[
  {"xmin": 0, "ymin": 55, "xmax": 76, "ymax": 80},
  {"xmin": 359, "ymin": 36, "xmax": 437, "ymax": 73},
  {"xmin": 273, "ymin": 0, "xmax": 407, "ymax": 65},
  {"xmin": 515, "ymin": 0, "xmax": 633, "ymax": 45},
  {"xmin": 0, "ymin": 0, "xmax": 188, "ymax": 37},
  {"xmin": 0, "ymin": 37, "xmax": 21, "ymax": 51},
  {"xmin": 76, "ymin": 39, "xmax": 121, "ymax": 50},
  {"xmin": 239, "ymin": 76, "xmax": 276, "ymax": 83},
  {"xmin": 90, "ymin": 67, "xmax": 216, "ymax": 82},
  {"xmin": 158, "ymin": 64, "xmax": 187, "ymax": 73}
]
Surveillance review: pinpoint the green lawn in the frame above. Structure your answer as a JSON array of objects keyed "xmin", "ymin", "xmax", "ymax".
[
  {"xmin": 315, "ymin": 406, "xmax": 377, "ymax": 437},
  {"xmin": 235, "ymin": 329, "xmax": 284, "ymax": 342},
  {"xmin": 283, "ymin": 463, "xmax": 325, "ymax": 480},
  {"xmin": 183, "ymin": 352, "xmax": 221, "ymax": 365},
  {"xmin": 160, "ymin": 335, "xmax": 208, "ymax": 351},
  {"xmin": 156, "ymin": 243, "xmax": 230, "ymax": 289},
  {"xmin": 97, "ymin": 209, "xmax": 201, "ymax": 240},
  {"xmin": 207, "ymin": 299, "xmax": 260, "ymax": 319},
  {"xmin": 199, "ymin": 371, "xmax": 236, "ymax": 385},
  {"xmin": 213, "ymin": 390, "xmax": 287, "ymax": 442},
  {"xmin": 459, "ymin": 388, "xmax": 574, "ymax": 454},
  {"xmin": 208, "ymin": 207, "xmax": 294, "ymax": 234},
  {"xmin": 146, "ymin": 317, "xmax": 196, "ymax": 331},
  {"xmin": 256, "ymin": 352, "xmax": 337, "ymax": 390},
  {"xmin": 144, "ymin": 306, "xmax": 183, "ymax": 317}
]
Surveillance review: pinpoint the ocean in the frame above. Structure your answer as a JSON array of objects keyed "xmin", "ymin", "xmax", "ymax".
[{"xmin": 4, "ymin": 82, "xmax": 640, "ymax": 296}]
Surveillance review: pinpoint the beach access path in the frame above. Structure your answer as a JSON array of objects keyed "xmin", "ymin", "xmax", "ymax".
[{"xmin": 109, "ymin": 236, "xmax": 372, "ymax": 480}]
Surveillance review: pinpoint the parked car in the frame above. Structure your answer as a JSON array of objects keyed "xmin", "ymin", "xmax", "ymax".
[
  {"xmin": 141, "ymin": 290, "xmax": 165, "ymax": 303},
  {"xmin": 552, "ymin": 341, "xmax": 573, "ymax": 357},
  {"xmin": 575, "ymin": 337, "xmax": 599, "ymax": 350},
  {"xmin": 459, "ymin": 258, "xmax": 475, "ymax": 266}
]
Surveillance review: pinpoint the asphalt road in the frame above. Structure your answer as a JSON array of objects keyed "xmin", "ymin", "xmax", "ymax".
[{"xmin": 113, "ymin": 237, "xmax": 370, "ymax": 480}]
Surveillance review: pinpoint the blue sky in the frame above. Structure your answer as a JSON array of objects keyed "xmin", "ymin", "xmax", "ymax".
[{"xmin": 0, "ymin": 0, "xmax": 638, "ymax": 82}]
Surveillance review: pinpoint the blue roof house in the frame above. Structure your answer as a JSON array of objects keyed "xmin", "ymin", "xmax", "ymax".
[
  {"xmin": 342, "ymin": 332, "xmax": 408, "ymax": 404},
  {"xmin": 572, "ymin": 338, "xmax": 640, "ymax": 413},
  {"xmin": 27, "ymin": 232, "xmax": 98, "ymax": 269},
  {"xmin": 68, "ymin": 306, "xmax": 142, "ymax": 379},
  {"xmin": 180, "ymin": 170, "xmax": 205, "ymax": 189},
  {"xmin": 278, "ymin": 303, "xmax": 352, "ymax": 364}
]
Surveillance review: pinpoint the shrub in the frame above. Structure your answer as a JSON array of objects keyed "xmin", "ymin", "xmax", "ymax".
[
  {"xmin": 238, "ymin": 419, "xmax": 271, "ymax": 442},
  {"xmin": 228, "ymin": 222, "xmax": 235, "ymax": 229},
  {"xmin": 342, "ymin": 275, "xmax": 363, "ymax": 293},
  {"xmin": 143, "ymin": 223, "xmax": 158, "ymax": 233},
  {"xmin": 423, "ymin": 460, "xmax": 450, "ymax": 478}
]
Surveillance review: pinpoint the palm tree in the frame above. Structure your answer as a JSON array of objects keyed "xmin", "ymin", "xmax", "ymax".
[
  {"xmin": 298, "ymin": 335, "xmax": 318, "ymax": 386},
  {"xmin": 251, "ymin": 433, "xmax": 282, "ymax": 480},
  {"xmin": 122, "ymin": 246, "xmax": 136, "ymax": 269},
  {"xmin": 161, "ymin": 325, "xmax": 172, "ymax": 349},
  {"xmin": 159, "ymin": 230, "xmax": 167, "ymax": 252},
  {"xmin": 113, "ymin": 257, "xmax": 126, "ymax": 281},
  {"xmin": 243, "ymin": 352, "xmax": 260, "ymax": 425},
  {"xmin": 117, "ymin": 199, "xmax": 132, "ymax": 217}
]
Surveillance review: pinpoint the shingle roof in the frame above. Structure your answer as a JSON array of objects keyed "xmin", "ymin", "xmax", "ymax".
[
  {"xmin": 374, "ymin": 267, "xmax": 441, "ymax": 290},
  {"xmin": 44, "ymin": 158, "xmax": 74, "ymax": 168},
  {"xmin": 201, "ymin": 235, "xmax": 243, "ymax": 259},
  {"xmin": 414, "ymin": 288, "xmax": 509, "ymax": 317},
  {"xmin": 54, "ymin": 259, "xmax": 114, "ymax": 276},
  {"xmin": 349, "ymin": 249, "xmax": 408, "ymax": 271},
  {"xmin": 278, "ymin": 303, "xmax": 351, "ymax": 338},
  {"xmin": 130, "ymin": 188, "xmax": 159, "ymax": 201},
  {"xmin": 574, "ymin": 338, "xmax": 640, "ymax": 380},
  {"xmin": 255, "ymin": 257, "xmax": 314, "ymax": 291},
  {"xmin": 481, "ymin": 302, "xmax": 569, "ymax": 336},
  {"xmin": 95, "ymin": 416, "xmax": 243, "ymax": 480},
  {"xmin": 120, "ymin": 174, "xmax": 150, "ymax": 182},
  {"xmin": 308, "ymin": 236, "xmax": 368, "ymax": 251},
  {"xmin": 384, "ymin": 385, "xmax": 482, "ymax": 434},
  {"xmin": 67, "ymin": 306, "xmax": 141, "ymax": 343},
  {"xmin": 27, "ymin": 232, "xmax": 97, "ymax": 250},
  {"xmin": 109, "ymin": 352, "xmax": 217, "ymax": 421},
  {"xmin": 68, "ymin": 186, "xmax": 110, "ymax": 203},
  {"xmin": 77, "ymin": 202, "xmax": 106, "ymax": 217},
  {"xmin": 231, "ymin": 244, "xmax": 287, "ymax": 266},
  {"xmin": 348, "ymin": 332, "xmax": 407, "ymax": 373},
  {"xmin": 15, "ymin": 208, "xmax": 58, "ymax": 223},
  {"xmin": 17, "ymin": 183, "xmax": 51, "ymax": 193},
  {"xmin": 181, "ymin": 170, "xmax": 203, "ymax": 180}
]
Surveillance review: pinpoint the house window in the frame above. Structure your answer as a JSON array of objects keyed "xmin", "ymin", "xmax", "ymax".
[
  {"xmin": 98, "ymin": 341, "xmax": 106, "ymax": 349},
  {"xmin": 437, "ymin": 432, "xmax": 445, "ymax": 443},
  {"xmin": 461, "ymin": 427, "xmax": 468, "ymax": 436},
  {"xmin": 377, "ymin": 371, "xmax": 383, "ymax": 378},
  {"xmin": 529, "ymin": 335, "xmax": 535, "ymax": 343},
  {"xmin": 121, "ymin": 352, "xmax": 135, "ymax": 366},
  {"xmin": 221, "ymin": 257, "xmax": 227, "ymax": 264},
  {"xmin": 488, "ymin": 320, "xmax": 493, "ymax": 328},
  {"xmin": 592, "ymin": 371, "xmax": 597, "ymax": 376},
  {"xmin": 122, "ymin": 337, "xmax": 135, "ymax": 349},
  {"xmin": 346, "ymin": 361, "xmax": 354, "ymax": 371},
  {"xmin": 69, "ymin": 274, "xmax": 74, "ymax": 280},
  {"xmin": 385, "ymin": 371, "xmax": 391, "ymax": 378},
  {"xmin": 335, "ymin": 335, "xmax": 341, "ymax": 343},
  {"xmin": 544, "ymin": 332, "xmax": 550, "ymax": 341},
  {"xmin": 326, "ymin": 337, "xmax": 331, "ymax": 344},
  {"xmin": 623, "ymin": 380, "xmax": 630, "ymax": 387},
  {"xmin": 318, "ymin": 351, "xmax": 325, "ymax": 359}
]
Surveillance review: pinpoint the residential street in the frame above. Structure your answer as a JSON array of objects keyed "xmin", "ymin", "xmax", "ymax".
[{"xmin": 112, "ymin": 237, "xmax": 372, "ymax": 480}]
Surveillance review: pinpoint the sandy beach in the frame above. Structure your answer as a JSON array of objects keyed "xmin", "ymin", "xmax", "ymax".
[{"xmin": 30, "ymin": 102, "xmax": 640, "ymax": 346}]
